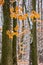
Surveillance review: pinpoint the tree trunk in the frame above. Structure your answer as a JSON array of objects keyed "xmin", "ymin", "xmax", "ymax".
[
  {"xmin": 30, "ymin": 0, "xmax": 38, "ymax": 65},
  {"xmin": 1, "ymin": 0, "xmax": 13, "ymax": 65},
  {"xmin": 13, "ymin": 1, "xmax": 17, "ymax": 65}
]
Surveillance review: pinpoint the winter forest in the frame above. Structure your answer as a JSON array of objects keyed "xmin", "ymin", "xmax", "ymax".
[{"xmin": 0, "ymin": 0, "xmax": 43, "ymax": 65}]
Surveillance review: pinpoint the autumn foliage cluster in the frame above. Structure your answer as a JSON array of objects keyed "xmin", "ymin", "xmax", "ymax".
[{"xmin": 0, "ymin": 0, "xmax": 40, "ymax": 39}]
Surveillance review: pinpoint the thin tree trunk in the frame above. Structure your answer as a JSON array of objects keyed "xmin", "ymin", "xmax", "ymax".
[
  {"xmin": 30, "ymin": 0, "xmax": 38, "ymax": 65},
  {"xmin": 13, "ymin": 1, "xmax": 17, "ymax": 65},
  {"xmin": 1, "ymin": 0, "xmax": 13, "ymax": 65}
]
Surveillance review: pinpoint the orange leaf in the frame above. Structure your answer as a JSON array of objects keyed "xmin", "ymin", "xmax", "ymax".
[
  {"xmin": 10, "ymin": 7, "xmax": 14, "ymax": 13},
  {"xmin": 15, "ymin": 6, "xmax": 19, "ymax": 11},
  {"xmin": 15, "ymin": 6, "xmax": 23, "ymax": 12},
  {"xmin": 0, "ymin": 0, "xmax": 4, "ymax": 5},
  {"xmin": 29, "ymin": 14, "xmax": 35, "ymax": 20},
  {"xmin": 6, "ymin": 30, "xmax": 15, "ymax": 39},
  {"xmin": 24, "ymin": 13, "xmax": 28, "ymax": 17},
  {"xmin": 10, "ymin": 13, "xmax": 17, "ymax": 19},
  {"xmin": 14, "ymin": 25, "xmax": 19, "ymax": 31},
  {"xmin": 6, "ymin": 30, "xmax": 10, "ymax": 35},
  {"xmin": 18, "ymin": 15, "xmax": 23, "ymax": 20},
  {"xmin": 9, "ymin": 34, "xmax": 13, "ymax": 39},
  {"xmin": 31, "ymin": 10, "xmax": 40, "ymax": 19},
  {"xmin": 22, "ymin": 15, "xmax": 27, "ymax": 20}
]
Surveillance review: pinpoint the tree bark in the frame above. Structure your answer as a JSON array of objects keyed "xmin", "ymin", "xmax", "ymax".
[
  {"xmin": 30, "ymin": 0, "xmax": 38, "ymax": 65},
  {"xmin": 13, "ymin": 1, "xmax": 17, "ymax": 65},
  {"xmin": 1, "ymin": 0, "xmax": 13, "ymax": 65}
]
